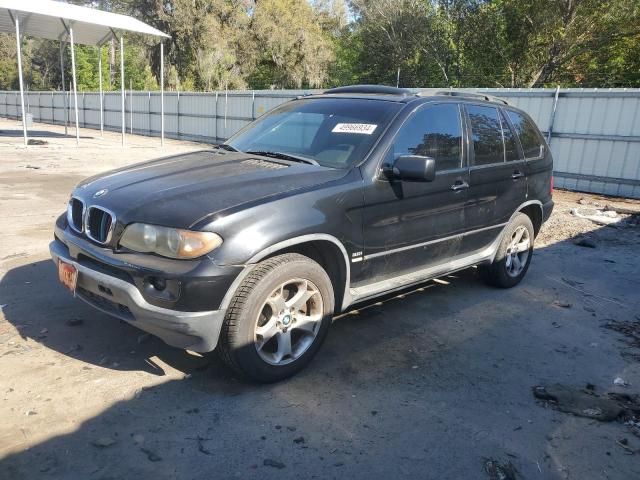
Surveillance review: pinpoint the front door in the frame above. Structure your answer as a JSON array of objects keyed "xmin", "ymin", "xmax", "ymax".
[{"xmin": 357, "ymin": 103, "xmax": 469, "ymax": 286}]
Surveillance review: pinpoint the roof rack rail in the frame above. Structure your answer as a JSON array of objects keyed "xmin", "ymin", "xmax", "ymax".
[
  {"xmin": 431, "ymin": 90, "xmax": 509, "ymax": 105},
  {"xmin": 324, "ymin": 85, "xmax": 413, "ymax": 96}
]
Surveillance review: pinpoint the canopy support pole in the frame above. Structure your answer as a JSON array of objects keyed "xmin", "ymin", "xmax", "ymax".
[
  {"xmin": 98, "ymin": 44, "xmax": 104, "ymax": 137},
  {"xmin": 120, "ymin": 35, "xmax": 125, "ymax": 146},
  {"xmin": 59, "ymin": 41, "xmax": 68, "ymax": 136},
  {"xmin": 160, "ymin": 42, "xmax": 164, "ymax": 147},
  {"xmin": 69, "ymin": 25, "xmax": 80, "ymax": 146},
  {"xmin": 13, "ymin": 13, "xmax": 27, "ymax": 146}
]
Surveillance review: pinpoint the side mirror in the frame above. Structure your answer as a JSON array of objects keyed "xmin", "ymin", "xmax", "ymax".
[{"xmin": 386, "ymin": 155, "xmax": 436, "ymax": 182}]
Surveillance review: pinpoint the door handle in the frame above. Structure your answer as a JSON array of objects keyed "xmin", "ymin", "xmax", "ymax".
[
  {"xmin": 450, "ymin": 180, "xmax": 469, "ymax": 191},
  {"xmin": 511, "ymin": 170, "xmax": 525, "ymax": 179}
]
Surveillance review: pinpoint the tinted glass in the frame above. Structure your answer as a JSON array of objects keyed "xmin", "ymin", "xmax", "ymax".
[
  {"xmin": 501, "ymin": 110, "xmax": 521, "ymax": 161},
  {"xmin": 390, "ymin": 104, "xmax": 462, "ymax": 171},
  {"xmin": 507, "ymin": 110, "xmax": 544, "ymax": 159},
  {"xmin": 228, "ymin": 98, "xmax": 402, "ymax": 168},
  {"xmin": 467, "ymin": 105, "xmax": 504, "ymax": 166}
]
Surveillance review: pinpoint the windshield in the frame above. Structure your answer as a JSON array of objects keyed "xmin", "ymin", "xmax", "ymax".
[{"xmin": 226, "ymin": 98, "xmax": 402, "ymax": 168}]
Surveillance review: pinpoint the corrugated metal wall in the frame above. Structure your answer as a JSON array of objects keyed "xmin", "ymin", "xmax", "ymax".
[{"xmin": 1, "ymin": 88, "xmax": 639, "ymax": 198}]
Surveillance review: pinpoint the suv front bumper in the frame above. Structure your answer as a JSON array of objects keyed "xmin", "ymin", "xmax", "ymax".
[{"xmin": 50, "ymin": 239, "xmax": 231, "ymax": 353}]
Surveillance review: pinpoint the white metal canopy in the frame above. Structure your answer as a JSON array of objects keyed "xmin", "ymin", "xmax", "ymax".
[
  {"xmin": 0, "ymin": 0, "xmax": 169, "ymax": 146},
  {"xmin": 0, "ymin": 0, "xmax": 169, "ymax": 45}
]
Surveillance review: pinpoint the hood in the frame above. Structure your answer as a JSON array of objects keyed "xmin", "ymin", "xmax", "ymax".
[{"xmin": 73, "ymin": 150, "xmax": 347, "ymax": 229}]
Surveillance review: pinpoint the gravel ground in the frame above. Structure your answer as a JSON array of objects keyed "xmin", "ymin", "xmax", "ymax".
[{"xmin": 1, "ymin": 118, "xmax": 640, "ymax": 480}]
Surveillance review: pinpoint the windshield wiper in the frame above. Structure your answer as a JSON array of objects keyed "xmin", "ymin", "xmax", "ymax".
[
  {"xmin": 246, "ymin": 150, "xmax": 318, "ymax": 166},
  {"xmin": 213, "ymin": 143, "xmax": 239, "ymax": 152}
]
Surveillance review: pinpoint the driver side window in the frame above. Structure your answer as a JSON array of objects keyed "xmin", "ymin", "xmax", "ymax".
[{"xmin": 390, "ymin": 104, "xmax": 463, "ymax": 171}]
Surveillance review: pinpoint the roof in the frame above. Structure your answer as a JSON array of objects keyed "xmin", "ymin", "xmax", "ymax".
[{"xmin": 0, "ymin": 0, "xmax": 169, "ymax": 45}]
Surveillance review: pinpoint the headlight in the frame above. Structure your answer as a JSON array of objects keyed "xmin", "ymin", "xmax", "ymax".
[{"xmin": 119, "ymin": 223, "xmax": 223, "ymax": 259}]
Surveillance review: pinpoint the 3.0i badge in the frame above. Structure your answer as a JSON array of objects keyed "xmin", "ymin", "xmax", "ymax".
[{"xmin": 93, "ymin": 189, "xmax": 108, "ymax": 198}]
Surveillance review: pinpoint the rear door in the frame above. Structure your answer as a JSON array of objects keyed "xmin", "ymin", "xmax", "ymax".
[
  {"xmin": 460, "ymin": 103, "xmax": 528, "ymax": 256},
  {"xmin": 358, "ymin": 102, "xmax": 468, "ymax": 285},
  {"xmin": 505, "ymin": 109, "xmax": 552, "ymax": 207}
]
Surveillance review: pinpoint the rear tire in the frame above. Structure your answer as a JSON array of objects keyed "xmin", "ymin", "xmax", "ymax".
[
  {"xmin": 218, "ymin": 253, "xmax": 334, "ymax": 382},
  {"xmin": 479, "ymin": 212, "xmax": 534, "ymax": 288}
]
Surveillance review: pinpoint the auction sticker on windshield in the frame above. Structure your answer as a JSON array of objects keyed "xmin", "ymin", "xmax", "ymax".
[{"xmin": 332, "ymin": 123, "xmax": 377, "ymax": 134}]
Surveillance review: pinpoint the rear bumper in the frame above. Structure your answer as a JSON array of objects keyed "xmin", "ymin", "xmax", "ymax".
[{"xmin": 50, "ymin": 239, "xmax": 226, "ymax": 352}]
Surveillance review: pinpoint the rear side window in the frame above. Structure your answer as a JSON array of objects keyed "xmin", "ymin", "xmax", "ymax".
[
  {"xmin": 390, "ymin": 103, "xmax": 462, "ymax": 171},
  {"xmin": 500, "ymin": 110, "xmax": 521, "ymax": 161},
  {"xmin": 467, "ymin": 105, "xmax": 504, "ymax": 166},
  {"xmin": 507, "ymin": 110, "xmax": 544, "ymax": 159}
]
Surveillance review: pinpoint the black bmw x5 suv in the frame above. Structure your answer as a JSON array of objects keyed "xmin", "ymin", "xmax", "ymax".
[{"xmin": 51, "ymin": 85, "xmax": 553, "ymax": 382}]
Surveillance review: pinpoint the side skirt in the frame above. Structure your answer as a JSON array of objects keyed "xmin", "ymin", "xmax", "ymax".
[{"xmin": 347, "ymin": 228, "xmax": 504, "ymax": 307}]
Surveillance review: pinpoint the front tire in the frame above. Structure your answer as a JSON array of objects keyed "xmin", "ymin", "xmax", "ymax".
[
  {"xmin": 218, "ymin": 253, "xmax": 334, "ymax": 382},
  {"xmin": 479, "ymin": 212, "xmax": 534, "ymax": 288}
]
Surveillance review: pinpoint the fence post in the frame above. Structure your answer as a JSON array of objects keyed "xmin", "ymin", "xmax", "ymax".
[
  {"xmin": 251, "ymin": 90, "xmax": 255, "ymax": 120},
  {"xmin": 224, "ymin": 88, "xmax": 228, "ymax": 140},
  {"xmin": 130, "ymin": 80, "xmax": 133, "ymax": 135},
  {"xmin": 82, "ymin": 92, "xmax": 85, "ymax": 128},
  {"xmin": 148, "ymin": 91, "xmax": 151, "ymax": 136},
  {"xmin": 547, "ymin": 85, "xmax": 560, "ymax": 145},
  {"xmin": 176, "ymin": 91, "xmax": 180, "ymax": 139},
  {"xmin": 214, "ymin": 91, "xmax": 218, "ymax": 143}
]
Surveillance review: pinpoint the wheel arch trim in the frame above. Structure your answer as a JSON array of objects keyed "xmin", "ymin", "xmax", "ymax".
[
  {"xmin": 513, "ymin": 199, "xmax": 543, "ymax": 220},
  {"xmin": 221, "ymin": 234, "xmax": 352, "ymax": 312}
]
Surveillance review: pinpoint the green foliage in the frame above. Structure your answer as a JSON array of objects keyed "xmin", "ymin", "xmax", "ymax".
[
  {"xmin": 350, "ymin": 0, "xmax": 640, "ymax": 88},
  {"xmin": 1, "ymin": 0, "xmax": 639, "ymax": 91},
  {"xmin": 0, "ymin": 34, "xmax": 19, "ymax": 90}
]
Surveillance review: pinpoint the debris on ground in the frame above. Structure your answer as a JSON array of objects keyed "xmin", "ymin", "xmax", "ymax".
[
  {"xmin": 263, "ymin": 459, "xmax": 286, "ymax": 469},
  {"xmin": 573, "ymin": 236, "xmax": 597, "ymax": 248},
  {"xmin": 483, "ymin": 458, "xmax": 519, "ymax": 480},
  {"xmin": 603, "ymin": 318, "xmax": 640, "ymax": 361},
  {"xmin": 140, "ymin": 447, "xmax": 162, "ymax": 462},
  {"xmin": 553, "ymin": 300, "xmax": 572, "ymax": 308},
  {"xmin": 616, "ymin": 438, "xmax": 636, "ymax": 455},
  {"xmin": 614, "ymin": 377, "xmax": 629, "ymax": 387},
  {"xmin": 27, "ymin": 139, "xmax": 47, "ymax": 146},
  {"xmin": 604, "ymin": 204, "xmax": 640, "ymax": 215},
  {"xmin": 293, "ymin": 436, "xmax": 305, "ymax": 444},
  {"xmin": 533, "ymin": 384, "xmax": 640, "ymax": 422},
  {"xmin": 533, "ymin": 384, "xmax": 623, "ymax": 421},
  {"xmin": 195, "ymin": 436, "xmax": 212, "ymax": 455},
  {"xmin": 65, "ymin": 318, "xmax": 83, "ymax": 327},
  {"xmin": 24, "ymin": 164, "xmax": 41, "ymax": 169},
  {"xmin": 570, "ymin": 207, "xmax": 622, "ymax": 226},
  {"xmin": 626, "ymin": 420, "xmax": 640, "ymax": 438},
  {"xmin": 92, "ymin": 437, "xmax": 116, "ymax": 448}
]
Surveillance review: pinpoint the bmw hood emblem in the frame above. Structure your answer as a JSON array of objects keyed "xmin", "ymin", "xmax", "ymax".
[{"xmin": 93, "ymin": 188, "xmax": 108, "ymax": 198}]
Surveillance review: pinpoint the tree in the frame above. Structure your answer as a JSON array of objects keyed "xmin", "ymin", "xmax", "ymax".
[{"xmin": 248, "ymin": 0, "xmax": 336, "ymax": 88}]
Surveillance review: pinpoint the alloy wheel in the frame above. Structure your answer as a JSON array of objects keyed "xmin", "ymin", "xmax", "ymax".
[
  {"xmin": 254, "ymin": 278, "xmax": 324, "ymax": 365},
  {"xmin": 504, "ymin": 225, "xmax": 530, "ymax": 277}
]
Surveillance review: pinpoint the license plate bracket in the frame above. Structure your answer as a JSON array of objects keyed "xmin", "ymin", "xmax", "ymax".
[{"xmin": 58, "ymin": 260, "xmax": 78, "ymax": 293}]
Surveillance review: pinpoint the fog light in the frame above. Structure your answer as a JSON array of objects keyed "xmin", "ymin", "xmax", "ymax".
[{"xmin": 149, "ymin": 276, "xmax": 166, "ymax": 291}]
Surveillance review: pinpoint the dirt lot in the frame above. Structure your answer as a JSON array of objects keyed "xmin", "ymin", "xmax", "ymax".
[{"xmin": 1, "ymin": 119, "xmax": 640, "ymax": 479}]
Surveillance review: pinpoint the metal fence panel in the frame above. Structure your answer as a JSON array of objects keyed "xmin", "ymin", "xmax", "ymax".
[{"xmin": 1, "ymin": 88, "xmax": 639, "ymax": 198}]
